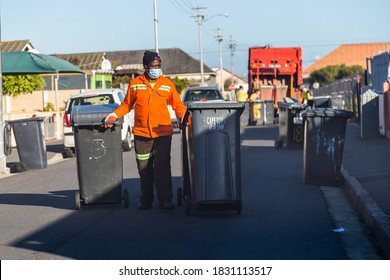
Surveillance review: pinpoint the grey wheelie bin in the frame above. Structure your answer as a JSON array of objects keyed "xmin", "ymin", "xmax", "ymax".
[
  {"xmin": 239, "ymin": 102, "xmax": 250, "ymax": 127},
  {"xmin": 178, "ymin": 101, "xmax": 245, "ymax": 215},
  {"xmin": 71, "ymin": 104, "xmax": 129, "ymax": 209},
  {"xmin": 302, "ymin": 108, "xmax": 354, "ymax": 186},
  {"xmin": 261, "ymin": 100, "xmax": 276, "ymax": 125},
  {"xmin": 276, "ymin": 102, "xmax": 307, "ymax": 149},
  {"xmin": 248, "ymin": 100, "xmax": 274, "ymax": 126},
  {"xmin": 8, "ymin": 117, "xmax": 47, "ymax": 170}
]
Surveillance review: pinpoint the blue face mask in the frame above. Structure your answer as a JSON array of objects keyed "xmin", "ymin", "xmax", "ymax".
[{"xmin": 148, "ymin": 68, "xmax": 162, "ymax": 79}]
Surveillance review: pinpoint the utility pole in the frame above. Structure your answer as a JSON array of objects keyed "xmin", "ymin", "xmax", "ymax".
[
  {"xmin": 192, "ymin": 6, "xmax": 207, "ymax": 86},
  {"xmin": 0, "ymin": 2, "xmax": 7, "ymax": 174},
  {"xmin": 228, "ymin": 35, "xmax": 236, "ymax": 100},
  {"xmin": 153, "ymin": 0, "xmax": 159, "ymax": 53},
  {"xmin": 215, "ymin": 28, "xmax": 224, "ymax": 92}
]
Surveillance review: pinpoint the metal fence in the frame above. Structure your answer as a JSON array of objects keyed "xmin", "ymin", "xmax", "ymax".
[
  {"xmin": 43, "ymin": 115, "xmax": 57, "ymax": 140},
  {"xmin": 311, "ymin": 77, "xmax": 360, "ymax": 121}
]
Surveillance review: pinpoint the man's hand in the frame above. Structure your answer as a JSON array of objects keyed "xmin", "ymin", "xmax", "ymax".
[{"xmin": 103, "ymin": 112, "xmax": 118, "ymax": 128}]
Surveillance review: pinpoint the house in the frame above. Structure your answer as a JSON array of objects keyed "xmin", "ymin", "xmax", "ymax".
[
  {"xmin": 55, "ymin": 48, "xmax": 217, "ymax": 87},
  {"xmin": 2, "ymin": 40, "xmax": 218, "ymax": 115},
  {"xmin": 1, "ymin": 40, "xmax": 86, "ymax": 115},
  {"xmin": 0, "ymin": 39, "xmax": 38, "ymax": 53},
  {"xmin": 212, "ymin": 67, "xmax": 247, "ymax": 89},
  {"xmin": 303, "ymin": 42, "xmax": 390, "ymax": 78}
]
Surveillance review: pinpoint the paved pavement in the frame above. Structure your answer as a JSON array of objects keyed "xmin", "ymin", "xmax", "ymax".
[
  {"xmin": 2, "ymin": 121, "xmax": 390, "ymax": 259},
  {"xmin": 341, "ymin": 122, "xmax": 390, "ymax": 259}
]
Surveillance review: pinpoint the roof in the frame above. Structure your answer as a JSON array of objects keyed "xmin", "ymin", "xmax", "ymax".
[
  {"xmin": 54, "ymin": 52, "xmax": 109, "ymax": 70},
  {"xmin": 54, "ymin": 48, "xmax": 214, "ymax": 75},
  {"xmin": 0, "ymin": 40, "xmax": 37, "ymax": 52},
  {"xmin": 212, "ymin": 67, "xmax": 247, "ymax": 84},
  {"xmin": 303, "ymin": 42, "xmax": 390, "ymax": 75}
]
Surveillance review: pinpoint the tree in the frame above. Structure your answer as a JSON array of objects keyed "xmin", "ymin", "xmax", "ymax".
[
  {"xmin": 171, "ymin": 76, "xmax": 190, "ymax": 94},
  {"xmin": 224, "ymin": 79, "xmax": 234, "ymax": 91},
  {"xmin": 112, "ymin": 75, "xmax": 132, "ymax": 89},
  {"xmin": 2, "ymin": 74, "xmax": 45, "ymax": 97},
  {"xmin": 309, "ymin": 64, "xmax": 364, "ymax": 86}
]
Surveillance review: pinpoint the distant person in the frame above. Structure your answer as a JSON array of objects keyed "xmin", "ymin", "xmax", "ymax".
[
  {"xmin": 104, "ymin": 50, "xmax": 187, "ymax": 210},
  {"xmin": 248, "ymin": 90, "xmax": 261, "ymax": 120},
  {"xmin": 236, "ymin": 86, "xmax": 248, "ymax": 102},
  {"xmin": 253, "ymin": 77, "xmax": 261, "ymax": 90},
  {"xmin": 299, "ymin": 84, "xmax": 313, "ymax": 106}
]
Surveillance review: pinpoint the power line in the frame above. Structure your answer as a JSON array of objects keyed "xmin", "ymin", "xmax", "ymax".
[
  {"xmin": 169, "ymin": 0, "xmax": 192, "ymax": 14},
  {"xmin": 181, "ymin": 0, "xmax": 194, "ymax": 10}
]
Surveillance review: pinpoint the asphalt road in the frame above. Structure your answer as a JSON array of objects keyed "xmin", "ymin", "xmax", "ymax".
[{"xmin": 0, "ymin": 125, "xmax": 382, "ymax": 260}]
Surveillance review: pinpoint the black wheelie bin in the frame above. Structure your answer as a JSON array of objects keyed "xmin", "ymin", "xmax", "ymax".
[
  {"xmin": 8, "ymin": 117, "xmax": 47, "ymax": 170},
  {"xmin": 71, "ymin": 104, "xmax": 129, "ymax": 209},
  {"xmin": 302, "ymin": 108, "xmax": 354, "ymax": 186},
  {"xmin": 276, "ymin": 102, "xmax": 307, "ymax": 149},
  {"xmin": 178, "ymin": 101, "xmax": 245, "ymax": 215},
  {"xmin": 239, "ymin": 102, "xmax": 250, "ymax": 127}
]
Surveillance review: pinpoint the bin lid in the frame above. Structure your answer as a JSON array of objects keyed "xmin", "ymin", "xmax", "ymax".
[
  {"xmin": 186, "ymin": 101, "xmax": 245, "ymax": 111},
  {"xmin": 71, "ymin": 104, "xmax": 123, "ymax": 126},
  {"xmin": 302, "ymin": 108, "xmax": 354, "ymax": 118},
  {"xmin": 248, "ymin": 100, "xmax": 274, "ymax": 104},
  {"xmin": 278, "ymin": 102, "xmax": 307, "ymax": 109},
  {"xmin": 7, "ymin": 117, "xmax": 45, "ymax": 124}
]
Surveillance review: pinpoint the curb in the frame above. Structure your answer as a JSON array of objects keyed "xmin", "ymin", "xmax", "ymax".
[
  {"xmin": 47, "ymin": 153, "xmax": 66, "ymax": 165},
  {"xmin": 0, "ymin": 153, "xmax": 66, "ymax": 179},
  {"xmin": 341, "ymin": 166, "xmax": 390, "ymax": 259}
]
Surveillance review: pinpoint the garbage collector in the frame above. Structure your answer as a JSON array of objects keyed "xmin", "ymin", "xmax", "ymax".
[
  {"xmin": 236, "ymin": 85, "xmax": 248, "ymax": 102},
  {"xmin": 103, "ymin": 51, "xmax": 187, "ymax": 210},
  {"xmin": 299, "ymin": 84, "xmax": 313, "ymax": 106},
  {"xmin": 248, "ymin": 90, "xmax": 261, "ymax": 120}
]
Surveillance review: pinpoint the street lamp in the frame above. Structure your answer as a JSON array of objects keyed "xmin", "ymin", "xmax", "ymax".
[
  {"xmin": 153, "ymin": 0, "xmax": 159, "ymax": 53},
  {"xmin": 192, "ymin": 7, "xmax": 228, "ymax": 86},
  {"xmin": 0, "ymin": 4, "xmax": 7, "ymax": 174}
]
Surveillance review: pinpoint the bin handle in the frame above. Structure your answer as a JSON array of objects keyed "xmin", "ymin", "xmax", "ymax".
[
  {"xmin": 181, "ymin": 110, "xmax": 190, "ymax": 128},
  {"xmin": 4, "ymin": 121, "xmax": 12, "ymax": 156},
  {"xmin": 99, "ymin": 119, "xmax": 120, "ymax": 129},
  {"xmin": 102, "ymin": 120, "xmax": 120, "ymax": 125}
]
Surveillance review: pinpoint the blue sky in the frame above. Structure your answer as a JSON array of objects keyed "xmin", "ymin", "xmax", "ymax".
[{"xmin": 1, "ymin": 0, "xmax": 389, "ymax": 78}]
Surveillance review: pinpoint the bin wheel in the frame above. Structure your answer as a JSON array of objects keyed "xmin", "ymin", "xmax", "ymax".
[
  {"xmin": 63, "ymin": 148, "xmax": 74, "ymax": 158},
  {"xmin": 122, "ymin": 131, "xmax": 132, "ymax": 152},
  {"xmin": 184, "ymin": 195, "xmax": 191, "ymax": 216},
  {"xmin": 123, "ymin": 189, "xmax": 129, "ymax": 208},
  {"xmin": 334, "ymin": 174, "xmax": 345, "ymax": 186},
  {"xmin": 177, "ymin": 187, "xmax": 183, "ymax": 207},
  {"xmin": 275, "ymin": 140, "xmax": 283, "ymax": 149},
  {"xmin": 75, "ymin": 190, "xmax": 81, "ymax": 210}
]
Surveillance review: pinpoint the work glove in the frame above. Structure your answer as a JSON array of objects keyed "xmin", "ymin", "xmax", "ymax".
[{"xmin": 103, "ymin": 112, "xmax": 118, "ymax": 128}]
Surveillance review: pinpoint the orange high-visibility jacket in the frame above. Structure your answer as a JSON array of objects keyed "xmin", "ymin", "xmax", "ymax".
[{"xmin": 113, "ymin": 74, "xmax": 187, "ymax": 138}]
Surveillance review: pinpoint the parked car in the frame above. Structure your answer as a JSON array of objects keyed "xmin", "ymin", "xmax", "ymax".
[
  {"xmin": 182, "ymin": 86, "xmax": 225, "ymax": 104},
  {"xmin": 62, "ymin": 88, "xmax": 134, "ymax": 157}
]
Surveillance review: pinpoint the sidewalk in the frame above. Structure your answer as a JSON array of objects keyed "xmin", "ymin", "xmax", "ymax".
[{"xmin": 342, "ymin": 122, "xmax": 390, "ymax": 259}]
